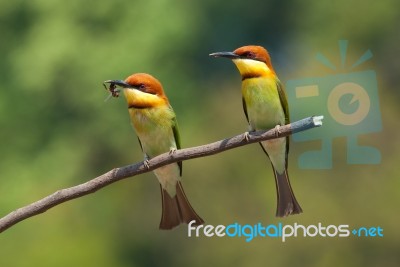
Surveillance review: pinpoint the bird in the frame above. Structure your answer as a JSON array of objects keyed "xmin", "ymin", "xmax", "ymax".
[
  {"xmin": 209, "ymin": 45, "xmax": 302, "ymax": 217},
  {"xmin": 104, "ymin": 73, "xmax": 204, "ymax": 229}
]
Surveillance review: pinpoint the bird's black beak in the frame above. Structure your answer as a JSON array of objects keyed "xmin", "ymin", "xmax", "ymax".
[
  {"xmin": 209, "ymin": 51, "xmax": 239, "ymax": 59},
  {"xmin": 103, "ymin": 80, "xmax": 132, "ymax": 88},
  {"xmin": 103, "ymin": 79, "xmax": 133, "ymax": 98}
]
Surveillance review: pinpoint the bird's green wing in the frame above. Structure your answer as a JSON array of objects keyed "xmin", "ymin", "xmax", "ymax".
[
  {"xmin": 277, "ymin": 80, "xmax": 289, "ymax": 124},
  {"xmin": 172, "ymin": 115, "xmax": 183, "ymax": 176},
  {"xmin": 137, "ymin": 137, "xmax": 143, "ymax": 151},
  {"xmin": 277, "ymin": 80, "xmax": 290, "ymax": 168},
  {"xmin": 242, "ymin": 97, "xmax": 249, "ymax": 123}
]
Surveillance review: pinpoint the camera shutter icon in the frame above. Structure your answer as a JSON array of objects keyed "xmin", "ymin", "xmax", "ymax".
[{"xmin": 286, "ymin": 41, "xmax": 382, "ymax": 169}]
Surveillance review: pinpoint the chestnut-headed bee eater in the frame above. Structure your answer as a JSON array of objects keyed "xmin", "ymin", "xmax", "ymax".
[
  {"xmin": 210, "ymin": 45, "xmax": 302, "ymax": 217},
  {"xmin": 104, "ymin": 73, "xmax": 203, "ymax": 229}
]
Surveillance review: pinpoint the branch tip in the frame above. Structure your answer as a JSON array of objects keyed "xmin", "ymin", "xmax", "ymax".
[{"xmin": 313, "ymin": 115, "xmax": 324, "ymax": 126}]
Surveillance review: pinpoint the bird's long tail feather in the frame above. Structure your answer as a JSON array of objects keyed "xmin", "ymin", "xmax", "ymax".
[
  {"xmin": 159, "ymin": 182, "xmax": 204, "ymax": 230},
  {"xmin": 273, "ymin": 169, "xmax": 302, "ymax": 217}
]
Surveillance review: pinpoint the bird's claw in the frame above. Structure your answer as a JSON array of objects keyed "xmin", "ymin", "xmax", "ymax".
[
  {"xmin": 274, "ymin": 125, "xmax": 281, "ymax": 137},
  {"xmin": 243, "ymin": 131, "xmax": 251, "ymax": 142},
  {"xmin": 144, "ymin": 159, "xmax": 150, "ymax": 170},
  {"xmin": 169, "ymin": 148, "xmax": 177, "ymax": 155}
]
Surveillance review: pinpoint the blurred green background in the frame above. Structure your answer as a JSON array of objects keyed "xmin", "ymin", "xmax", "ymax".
[{"xmin": 1, "ymin": 0, "xmax": 399, "ymax": 266}]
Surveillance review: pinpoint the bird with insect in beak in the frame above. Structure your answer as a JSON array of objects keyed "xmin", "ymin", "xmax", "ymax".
[
  {"xmin": 209, "ymin": 45, "xmax": 302, "ymax": 217},
  {"xmin": 104, "ymin": 73, "xmax": 204, "ymax": 229}
]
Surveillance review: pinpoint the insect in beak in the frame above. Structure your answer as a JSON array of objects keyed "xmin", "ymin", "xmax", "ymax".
[{"xmin": 103, "ymin": 82, "xmax": 121, "ymax": 101}]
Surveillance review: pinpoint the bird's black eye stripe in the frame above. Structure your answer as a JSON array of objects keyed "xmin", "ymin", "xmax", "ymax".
[
  {"xmin": 242, "ymin": 51, "xmax": 255, "ymax": 59},
  {"xmin": 134, "ymin": 83, "xmax": 157, "ymax": 95}
]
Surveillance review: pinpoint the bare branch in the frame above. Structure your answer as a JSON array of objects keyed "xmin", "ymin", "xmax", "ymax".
[{"xmin": 0, "ymin": 116, "xmax": 323, "ymax": 233}]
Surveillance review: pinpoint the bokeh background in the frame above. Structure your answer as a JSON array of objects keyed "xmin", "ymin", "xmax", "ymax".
[{"xmin": 1, "ymin": 0, "xmax": 399, "ymax": 266}]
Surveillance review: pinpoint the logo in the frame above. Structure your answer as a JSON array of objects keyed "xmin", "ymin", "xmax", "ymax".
[
  {"xmin": 188, "ymin": 221, "xmax": 383, "ymax": 242},
  {"xmin": 286, "ymin": 40, "xmax": 382, "ymax": 169}
]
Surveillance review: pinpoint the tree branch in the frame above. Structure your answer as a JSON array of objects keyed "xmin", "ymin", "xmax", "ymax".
[{"xmin": 0, "ymin": 116, "xmax": 323, "ymax": 233}]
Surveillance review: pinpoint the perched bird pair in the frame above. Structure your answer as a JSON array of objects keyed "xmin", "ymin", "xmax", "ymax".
[{"xmin": 104, "ymin": 45, "xmax": 302, "ymax": 230}]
